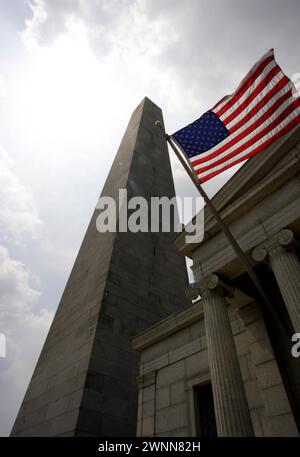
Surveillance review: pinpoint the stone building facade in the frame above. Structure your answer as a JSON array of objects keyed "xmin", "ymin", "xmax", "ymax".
[{"xmin": 133, "ymin": 125, "xmax": 300, "ymax": 437}]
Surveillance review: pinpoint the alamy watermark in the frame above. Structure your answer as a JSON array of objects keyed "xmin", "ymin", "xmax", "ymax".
[
  {"xmin": 95, "ymin": 189, "xmax": 204, "ymax": 244},
  {"xmin": 291, "ymin": 333, "xmax": 300, "ymax": 358}
]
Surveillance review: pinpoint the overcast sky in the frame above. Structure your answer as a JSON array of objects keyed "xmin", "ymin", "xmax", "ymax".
[{"xmin": 0, "ymin": 0, "xmax": 299, "ymax": 436}]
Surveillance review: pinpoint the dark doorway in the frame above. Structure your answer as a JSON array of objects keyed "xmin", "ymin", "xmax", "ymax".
[{"xmin": 194, "ymin": 383, "xmax": 217, "ymax": 437}]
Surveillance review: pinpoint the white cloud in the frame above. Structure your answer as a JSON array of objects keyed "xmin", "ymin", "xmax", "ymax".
[
  {"xmin": 21, "ymin": 0, "xmax": 193, "ymax": 113},
  {"xmin": 0, "ymin": 146, "xmax": 42, "ymax": 245},
  {"xmin": 0, "ymin": 245, "xmax": 40, "ymax": 311},
  {"xmin": 0, "ymin": 146, "xmax": 52, "ymax": 436},
  {"xmin": 23, "ymin": 0, "xmax": 80, "ymax": 49},
  {"xmin": 22, "ymin": 0, "xmax": 293, "ymax": 134},
  {"xmin": 23, "ymin": 0, "xmax": 173, "ymax": 56},
  {"xmin": 0, "ymin": 245, "xmax": 53, "ymax": 436}
]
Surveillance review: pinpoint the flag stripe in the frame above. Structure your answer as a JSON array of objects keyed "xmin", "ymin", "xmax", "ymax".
[
  {"xmin": 190, "ymin": 79, "xmax": 293, "ymax": 166},
  {"xmin": 218, "ymin": 61, "xmax": 279, "ymax": 123},
  {"xmin": 172, "ymin": 49, "xmax": 300, "ymax": 184},
  {"xmin": 229, "ymin": 76, "xmax": 290, "ymax": 133},
  {"xmin": 198, "ymin": 114, "xmax": 300, "ymax": 182},
  {"xmin": 197, "ymin": 109, "xmax": 300, "ymax": 181},
  {"xmin": 212, "ymin": 49, "xmax": 274, "ymax": 114},
  {"xmin": 194, "ymin": 98, "xmax": 300, "ymax": 174},
  {"xmin": 214, "ymin": 53, "xmax": 275, "ymax": 117},
  {"xmin": 221, "ymin": 66, "xmax": 282, "ymax": 125},
  {"xmin": 191, "ymin": 86, "xmax": 293, "ymax": 167},
  {"xmin": 211, "ymin": 95, "xmax": 230, "ymax": 111}
]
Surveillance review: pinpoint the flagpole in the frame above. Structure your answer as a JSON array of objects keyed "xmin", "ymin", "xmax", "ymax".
[{"xmin": 155, "ymin": 121, "xmax": 292, "ymax": 335}]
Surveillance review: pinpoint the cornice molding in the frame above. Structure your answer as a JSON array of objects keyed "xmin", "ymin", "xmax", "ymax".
[
  {"xmin": 132, "ymin": 301, "xmax": 204, "ymax": 352},
  {"xmin": 252, "ymin": 228, "xmax": 295, "ymax": 262}
]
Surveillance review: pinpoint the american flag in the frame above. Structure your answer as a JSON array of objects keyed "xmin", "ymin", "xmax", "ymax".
[{"xmin": 172, "ymin": 49, "xmax": 300, "ymax": 183}]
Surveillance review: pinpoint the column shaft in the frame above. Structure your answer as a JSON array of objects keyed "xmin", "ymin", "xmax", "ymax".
[
  {"xmin": 203, "ymin": 286, "xmax": 254, "ymax": 436},
  {"xmin": 269, "ymin": 246, "xmax": 300, "ymax": 332}
]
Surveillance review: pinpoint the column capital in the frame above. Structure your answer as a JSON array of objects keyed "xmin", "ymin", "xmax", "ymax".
[
  {"xmin": 198, "ymin": 273, "xmax": 234, "ymax": 297},
  {"xmin": 252, "ymin": 229, "xmax": 300, "ymax": 332},
  {"xmin": 252, "ymin": 228, "xmax": 295, "ymax": 262}
]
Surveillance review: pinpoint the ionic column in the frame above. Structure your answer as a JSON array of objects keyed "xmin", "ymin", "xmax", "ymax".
[
  {"xmin": 253, "ymin": 229, "xmax": 300, "ymax": 332},
  {"xmin": 199, "ymin": 274, "xmax": 254, "ymax": 437}
]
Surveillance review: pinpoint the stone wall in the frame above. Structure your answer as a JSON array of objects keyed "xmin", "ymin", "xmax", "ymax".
[{"xmin": 134, "ymin": 300, "xmax": 298, "ymax": 436}]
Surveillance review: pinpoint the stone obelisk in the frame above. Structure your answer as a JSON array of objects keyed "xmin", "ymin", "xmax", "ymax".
[{"xmin": 11, "ymin": 97, "xmax": 188, "ymax": 436}]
